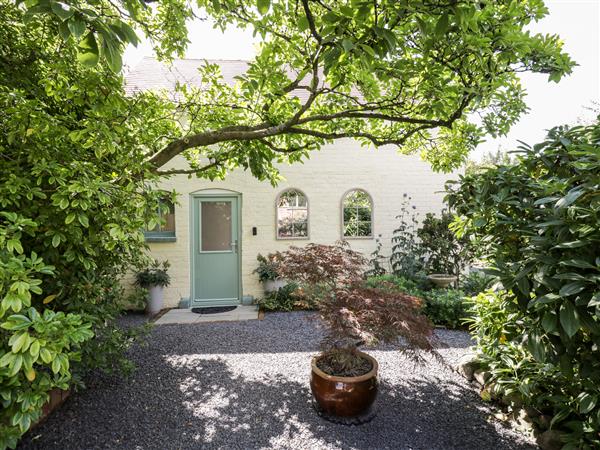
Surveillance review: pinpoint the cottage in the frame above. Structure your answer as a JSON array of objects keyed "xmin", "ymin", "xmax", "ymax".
[{"xmin": 125, "ymin": 57, "xmax": 454, "ymax": 309}]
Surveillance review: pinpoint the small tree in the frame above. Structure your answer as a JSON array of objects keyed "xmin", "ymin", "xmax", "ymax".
[
  {"xmin": 274, "ymin": 242, "xmax": 436, "ymax": 376},
  {"xmin": 417, "ymin": 212, "xmax": 475, "ymax": 280}
]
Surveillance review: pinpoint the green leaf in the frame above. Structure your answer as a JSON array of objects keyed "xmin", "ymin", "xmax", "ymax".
[
  {"xmin": 560, "ymin": 302, "xmax": 580, "ymax": 338},
  {"xmin": 541, "ymin": 312, "xmax": 557, "ymax": 333},
  {"xmin": 101, "ymin": 34, "xmax": 123, "ymax": 72},
  {"xmin": 50, "ymin": 1, "xmax": 74, "ymax": 20},
  {"xmin": 435, "ymin": 14, "xmax": 449, "ymax": 37},
  {"xmin": 559, "ymin": 281, "xmax": 586, "ymax": 297},
  {"xmin": 257, "ymin": 0, "xmax": 270, "ymax": 15},
  {"xmin": 118, "ymin": 21, "xmax": 139, "ymax": 46},
  {"xmin": 298, "ymin": 15, "xmax": 309, "ymax": 32},
  {"xmin": 341, "ymin": 38, "xmax": 354, "ymax": 52},
  {"xmin": 77, "ymin": 32, "xmax": 99, "ymax": 67},
  {"xmin": 52, "ymin": 234, "xmax": 61, "ymax": 248},
  {"xmin": 39, "ymin": 348, "xmax": 53, "ymax": 364},
  {"xmin": 65, "ymin": 213, "xmax": 76, "ymax": 225},
  {"xmin": 578, "ymin": 393, "xmax": 597, "ymax": 414},
  {"xmin": 555, "ymin": 188, "xmax": 584, "ymax": 208},
  {"xmin": 68, "ymin": 17, "xmax": 87, "ymax": 39}
]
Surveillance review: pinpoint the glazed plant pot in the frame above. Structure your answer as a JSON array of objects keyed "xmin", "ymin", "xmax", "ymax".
[
  {"xmin": 146, "ymin": 285, "xmax": 164, "ymax": 316},
  {"xmin": 310, "ymin": 351, "xmax": 378, "ymax": 417},
  {"xmin": 427, "ymin": 273, "xmax": 457, "ymax": 288}
]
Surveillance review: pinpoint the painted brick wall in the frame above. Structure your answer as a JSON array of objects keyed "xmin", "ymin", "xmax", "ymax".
[{"xmin": 145, "ymin": 139, "xmax": 456, "ymax": 307}]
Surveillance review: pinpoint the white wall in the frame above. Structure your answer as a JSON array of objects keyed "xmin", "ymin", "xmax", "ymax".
[{"xmin": 146, "ymin": 139, "xmax": 455, "ymax": 307}]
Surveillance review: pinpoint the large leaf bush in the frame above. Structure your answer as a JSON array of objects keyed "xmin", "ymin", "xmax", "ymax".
[
  {"xmin": 447, "ymin": 121, "xmax": 600, "ymax": 448},
  {"xmin": 0, "ymin": 5, "xmax": 169, "ymax": 447}
]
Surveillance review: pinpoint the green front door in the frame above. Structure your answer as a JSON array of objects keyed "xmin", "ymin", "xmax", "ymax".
[{"xmin": 192, "ymin": 196, "xmax": 240, "ymax": 306}]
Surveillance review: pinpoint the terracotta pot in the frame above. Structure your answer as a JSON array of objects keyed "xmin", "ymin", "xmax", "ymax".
[{"xmin": 310, "ymin": 352, "xmax": 378, "ymax": 417}]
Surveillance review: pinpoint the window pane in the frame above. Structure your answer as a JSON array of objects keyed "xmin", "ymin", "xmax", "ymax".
[
  {"xmin": 278, "ymin": 192, "xmax": 294, "ymax": 207},
  {"xmin": 293, "ymin": 221, "xmax": 308, "ymax": 237},
  {"xmin": 201, "ymin": 201, "xmax": 231, "ymax": 251},
  {"xmin": 357, "ymin": 221, "xmax": 372, "ymax": 237},
  {"xmin": 292, "ymin": 208, "xmax": 308, "ymax": 222},
  {"xmin": 277, "ymin": 189, "xmax": 308, "ymax": 238},
  {"xmin": 344, "ymin": 218, "xmax": 359, "ymax": 236},
  {"xmin": 147, "ymin": 200, "xmax": 175, "ymax": 234},
  {"xmin": 343, "ymin": 207, "xmax": 357, "ymax": 223},
  {"xmin": 296, "ymin": 192, "xmax": 307, "ymax": 207},
  {"xmin": 357, "ymin": 207, "xmax": 371, "ymax": 222}
]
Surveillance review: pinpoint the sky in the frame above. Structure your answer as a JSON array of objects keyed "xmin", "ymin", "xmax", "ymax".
[{"xmin": 123, "ymin": 0, "xmax": 600, "ymax": 161}]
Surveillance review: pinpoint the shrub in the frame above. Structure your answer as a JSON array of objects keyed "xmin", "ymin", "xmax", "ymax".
[
  {"xmin": 367, "ymin": 275, "xmax": 470, "ymax": 329},
  {"xmin": 423, "ymin": 289, "xmax": 470, "ymax": 329},
  {"xmin": 1, "ymin": 7, "xmax": 162, "ymax": 446},
  {"xmin": 258, "ymin": 282, "xmax": 302, "ymax": 311},
  {"xmin": 447, "ymin": 121, "xmax": 600, "ymax": 448},
  {"xmin": 417, "ymin": 212, "xmax": 476, "ymax": 280},
  {"xmin": 134, "ymin": 260, "xmax": 171, "ymax": 288},
  {"xmin": 253, "ymin": 253, "xmax": 280, "ymax": 282},
  {"xmin": 459, "ymin": 271, "xmax": 494, "ymax": 297},
  {"xmin": 274, "ymin": 242, "xmax": 437, "ymax": 376}
]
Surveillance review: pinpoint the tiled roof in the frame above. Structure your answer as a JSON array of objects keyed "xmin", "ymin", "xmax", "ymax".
[{"xmin": 124, "ymin": 57, "xmax": 250, "ymax": 97}]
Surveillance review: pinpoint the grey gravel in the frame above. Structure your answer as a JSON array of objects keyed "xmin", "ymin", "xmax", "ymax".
[{"xmin": 19, "ymin": 312, "xmax": 536, "ymax": 450}]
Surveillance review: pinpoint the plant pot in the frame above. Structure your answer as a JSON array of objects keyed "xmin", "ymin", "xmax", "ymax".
[
  {"xmin": 310, "ymin": 351, "xmax": 378, "ymax": 417},
  {"xmin": 263, "ymin": 278, "xmax": 287, "ymax": 293},
  {"xmin": 146, "ymin": 285, "xmax": 164, "ymax": 316},
  {"xmin": 427, "ymin": 273, "xmax": 457, "ymax": 288}
]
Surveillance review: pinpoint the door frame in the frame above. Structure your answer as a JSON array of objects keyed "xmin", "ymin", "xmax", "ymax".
[{"xmin": 189, "ymin": 190, "xmax": 243, "ymax": 307}]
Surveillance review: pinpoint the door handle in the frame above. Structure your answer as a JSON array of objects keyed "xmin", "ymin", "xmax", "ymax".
[{"xmin": 231, "ymin": 240, "xmax": 238, "ymax": 253}]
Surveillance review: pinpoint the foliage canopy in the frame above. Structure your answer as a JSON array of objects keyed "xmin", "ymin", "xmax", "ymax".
[{"xmin": 10, "ymin": 0, "xmax": 575, "ymax": 178}]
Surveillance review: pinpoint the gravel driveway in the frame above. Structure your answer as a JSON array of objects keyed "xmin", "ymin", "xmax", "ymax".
[{"xmin": 19, "ymin": 312, "xmax": 535, "ymax": 450}]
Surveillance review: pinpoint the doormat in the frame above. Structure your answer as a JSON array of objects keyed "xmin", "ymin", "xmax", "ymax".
[{"xmin": 191, "ymin": 306, "xmax": 237, "ymax": 315}]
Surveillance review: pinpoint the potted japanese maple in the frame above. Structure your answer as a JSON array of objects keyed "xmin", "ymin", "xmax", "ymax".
[
  {"xmin": 253, "ymin": 253, "xmax": 286, "ymax": 293},
  {"xmin": 275, "ymin": 242, "xmax": 436, "ymax": 418},
  {"xmin": 135, "ymin": 260, "xmax": 171, "ymax": 316}
]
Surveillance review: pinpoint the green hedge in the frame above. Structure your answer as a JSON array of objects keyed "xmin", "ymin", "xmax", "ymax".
[{"xmin": 447, "ymin": 121, "xmax": 600, "ymax": 448}]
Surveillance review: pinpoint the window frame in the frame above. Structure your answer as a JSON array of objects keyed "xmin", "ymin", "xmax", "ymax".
[
  {"xmin": 275, "ymin": 188, "xmax": 310, "ymax": 240},
  {"xmin": 341, "ymin": 188, "xmax": 374, "ymax": 240},
  {"xmin": 144, "ymin": 197, "xmax": 176, "ymax": 243}
]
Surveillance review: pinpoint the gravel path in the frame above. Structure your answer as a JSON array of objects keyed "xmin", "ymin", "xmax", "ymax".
[{"xmin": 20, "ymin": 312, "xmax": 536, "ymax": 450}]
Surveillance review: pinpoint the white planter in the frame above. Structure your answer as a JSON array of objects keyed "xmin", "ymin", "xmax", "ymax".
[
  {"xmin": 146, "ymin": 285, "xmax": 164, "ymax": 316},
  {"xmin": 263, "ymin": 278, "xmax": 287, "ymax": 294}
]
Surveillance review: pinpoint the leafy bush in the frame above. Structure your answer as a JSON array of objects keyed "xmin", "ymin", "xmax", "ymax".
[
  {"xmin": 390, "ymin": 196, "xmax": 476, "ymax": 284},
  {"xmin": 135, "ymin": 260, "xmax": 171, "ymax": 288},
  {"xmin": 366, "ymin": 275, "xmax": 471, "ymax": 329},
  {"xmin": 423, "ymin": 289, "xmax": 470, "ymax": 329},
  {"xmin": 257, "ymin": 283, "xmax": 301, "ymax": 312},
  {"xmin": 459, "ymin": 271, "xmax": 494, "ymax": 297},
  {"xmin": 274, "ymin": 243, "xmax": 436, "ymax": 376},
  {"xmin": 417, "ymin": 212, "xmax": 475, "ymax": 279},
  {"xmin": 1, "ymin": 7, "xmax": 163, "ymax": 447},
  {"xmin": 253, "ymin": 254, "xmax": 280, "ymax": 282},
  {"xmin": 447, "ymin": 122, "xmax": 600, "ymax": 448}
]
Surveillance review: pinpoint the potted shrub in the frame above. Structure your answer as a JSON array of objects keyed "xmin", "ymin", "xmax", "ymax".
[
  {"xmin": 274, "ymin": 242, "xmax": 436, "ymax": 418},
  {"xmin": 135, "ymin": 260, "xmax": 171, "ymax": 316},
  {"xmin": 253, "ymin": 253, "xmax": 286, "ymax": 293}
]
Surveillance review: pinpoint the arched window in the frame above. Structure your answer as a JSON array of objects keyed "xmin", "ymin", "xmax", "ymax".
[
  {"xmin": 276, "ymin": 189, "xmax": 308, "ymax": 239},
  {"xmin": 342, "ymin": 189, "xmax": 373, "ymax": 238}
]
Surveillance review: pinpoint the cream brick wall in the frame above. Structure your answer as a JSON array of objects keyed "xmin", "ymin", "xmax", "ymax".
[{"xmin": 146, "ymin": 139, "xmax": 455, "ymax": 307}]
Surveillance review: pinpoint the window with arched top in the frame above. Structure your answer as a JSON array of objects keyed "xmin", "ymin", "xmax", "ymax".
[
  {"xmin": 342, "ymin": 189, "xmax": 373, "ymax": 238},
  {"xmin": 276, "ymin": 189, "xmax": 308, "ymax": 239}
]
